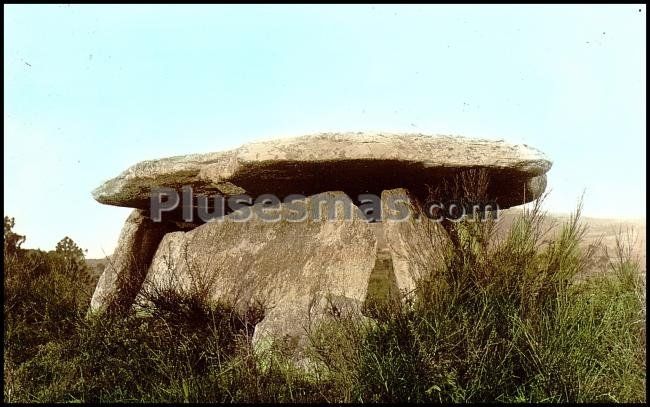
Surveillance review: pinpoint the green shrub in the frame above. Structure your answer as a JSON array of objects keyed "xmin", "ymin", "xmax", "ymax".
[
  {"xmin": 4, "ymin": 200, "xmax": 646, "ymax": 403},
  {"xmin": 310, "ymin": 199, "xmax": 646, "ymax": 402}
]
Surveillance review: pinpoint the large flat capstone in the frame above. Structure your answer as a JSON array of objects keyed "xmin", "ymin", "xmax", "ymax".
[{"xmin": 92, "ymin": 132, "xmax": 552, "ymax": 214}]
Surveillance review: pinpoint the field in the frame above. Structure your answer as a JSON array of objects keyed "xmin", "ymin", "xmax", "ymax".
[{"xmin": 4, "ymin": 207, "xmax": 646, "ymax": 403}]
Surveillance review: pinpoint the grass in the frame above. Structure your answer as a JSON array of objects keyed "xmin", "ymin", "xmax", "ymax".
[{"xmin": 3, "ymin": 198, "xmax": 647, "ymax": 403}]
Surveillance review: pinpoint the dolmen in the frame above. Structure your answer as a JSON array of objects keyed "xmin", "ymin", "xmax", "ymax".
[{"xmin": 89, "ymin": 132, "xmax": 552, "ymax": 357}]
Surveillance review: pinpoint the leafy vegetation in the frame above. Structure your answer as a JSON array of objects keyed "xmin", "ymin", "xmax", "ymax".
[{"xmin": 3, "ymin": 201, "xmax": 646, "ymax": 402}]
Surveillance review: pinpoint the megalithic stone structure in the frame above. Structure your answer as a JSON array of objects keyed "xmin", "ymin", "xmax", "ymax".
[{"xmin": 89, "ymin": 132, "xmax": 552, "ymax": 355}]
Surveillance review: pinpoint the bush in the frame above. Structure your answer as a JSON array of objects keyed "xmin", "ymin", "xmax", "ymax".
[
  {"xmin": 310, "ymin": 199, "xmax": 646, "ymax": 402},
  {"xmin": 3, "ymin": 200, "xmax": 646, "ymax": 403}
]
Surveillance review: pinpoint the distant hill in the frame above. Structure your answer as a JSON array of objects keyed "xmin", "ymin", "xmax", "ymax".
[
  {"xmin": 85, "ymin": 257, "xmax": 110, "ymax": 289},
  {"xmin": 496, "ymin": 209, "xmax": 646, "ymax": 276}
]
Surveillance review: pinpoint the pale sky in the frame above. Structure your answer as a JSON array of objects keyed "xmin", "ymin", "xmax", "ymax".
[{"xmin": 4, "ymin": 4, "xmax": 646, "ymax": 257}]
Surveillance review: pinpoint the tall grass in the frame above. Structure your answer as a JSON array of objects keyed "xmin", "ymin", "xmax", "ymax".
[
  {"xmin": 308, "ymin": 198, "xmax": 646, "ymax": 402},
  {"xmin": 3, "ymin": 199, "xmax": 646, "ymax": 402}
]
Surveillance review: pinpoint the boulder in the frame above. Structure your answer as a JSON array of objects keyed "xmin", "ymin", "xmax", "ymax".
[
  {"xmin": 381, "ymin": 188, "xmax": 444, "ymax": 296},
  {"xmin": 92, "ymin": 132, "xmax": 552, "ymax": 217},
  {"xmin": 139, "ymin": 191, "xmax": 378, "ymax": 354},
  {"xmin": 89, "ymin": 209, "xmax": 175, "ymax": 313}
]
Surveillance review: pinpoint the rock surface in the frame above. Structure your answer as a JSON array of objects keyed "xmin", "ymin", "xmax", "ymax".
[
  {"xmin": 140, "ymin": 192, "xmax": 378, "ymax": 352},
  {"xmin": 381, "ymin": 188, "xmax": 443, "ymax": 296},
  {"xmin": 92, "ymin": 132, "xmax": 552, "ymax": 215},
  {"xmin": 89, "ymin": 133, "xmax": 554, "ymax": 360},
  {"xmin": 89, "ymin": 209, "xmax": 175, "ymax": 313}
]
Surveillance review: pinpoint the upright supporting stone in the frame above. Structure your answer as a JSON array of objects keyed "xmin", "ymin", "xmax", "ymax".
[
  {"xmin": 89, "ymin": 209, "xmax": 174, "ymax": 314},
  {"xmin": 381, "ymin": 188, "xmax": 442, "ymax": 297},
  {"xmin": 142, "ymin": 191, "xmax": 377, "ymax": 361}
]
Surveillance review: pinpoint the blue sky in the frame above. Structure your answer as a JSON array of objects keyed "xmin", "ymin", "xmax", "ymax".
[{"xmin": 4, "ymin": 4, "xmax": 646, "ymax": 257}]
